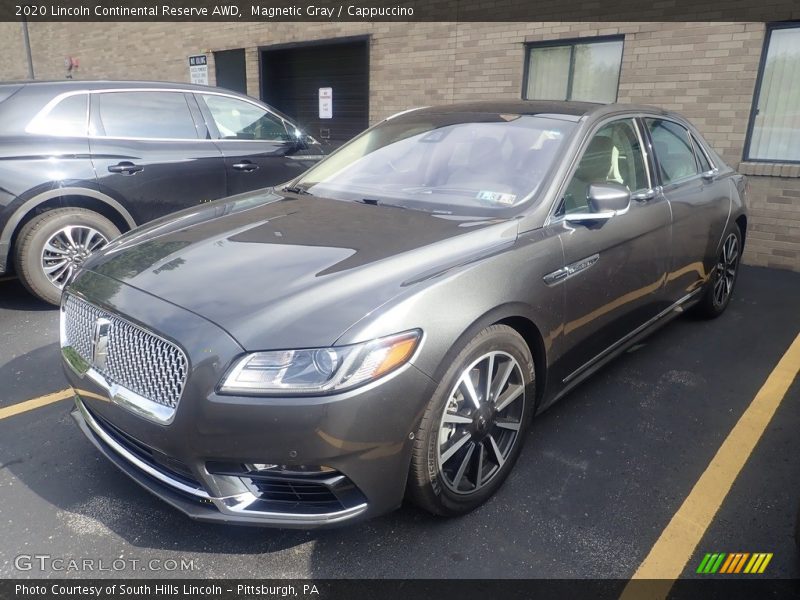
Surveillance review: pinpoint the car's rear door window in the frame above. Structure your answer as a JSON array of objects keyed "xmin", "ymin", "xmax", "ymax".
[
  {"xmin": 645, "ymin": 118, "xmax": 700, "ymax": 184},
  {"xmin": 96, "ymin": 91, "xmax": 199, "ymax": 139},
  {"xmin": 27, "ymin": 93, "xmax": 88, "ymax": 136},
  {"xmin": 200, "ymin": 94, "xmax": 288, "ymax": 141}
]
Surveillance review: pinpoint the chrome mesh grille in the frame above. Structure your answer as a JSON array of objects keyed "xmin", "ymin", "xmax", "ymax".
[{"xmin": 62, "ymin": 294, "xmax": 188, "ymax": 409}]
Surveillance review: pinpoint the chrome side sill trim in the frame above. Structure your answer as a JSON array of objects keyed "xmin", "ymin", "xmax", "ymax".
[{"xmin": 563, "ymin": 288, "xmax": 702, "ymax": 384}]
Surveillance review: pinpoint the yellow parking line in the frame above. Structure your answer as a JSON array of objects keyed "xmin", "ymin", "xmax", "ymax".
[
  {"xmin": 620, "ymin": 332, "xmax": 800, "ymax": 599},
  {"xmin": 0, "ymin": 388, "xmax": 74, "ymax": 420}
]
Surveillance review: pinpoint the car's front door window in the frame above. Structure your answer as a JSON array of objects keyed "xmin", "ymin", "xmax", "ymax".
[
  {"xmin": 562, "ymin": 119, "xmax": 649, "ymax": 215},
  {"xmin": 201, "ymin": 94, "xmax": 288, "ymax": 141}
]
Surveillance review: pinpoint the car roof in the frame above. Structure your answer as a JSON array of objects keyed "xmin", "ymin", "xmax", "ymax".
[
  {"xmin": 0, "ymin": 79, "xmax": 235, "ymax": 94},
  {"xmin": 411, "ymin": 100, "xmax": 676, "ymax": 122}
]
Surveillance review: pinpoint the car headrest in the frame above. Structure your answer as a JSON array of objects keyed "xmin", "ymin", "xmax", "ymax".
[{"xmin": 576, "ymin": 136, "xmax": 614, "ymax": 182}]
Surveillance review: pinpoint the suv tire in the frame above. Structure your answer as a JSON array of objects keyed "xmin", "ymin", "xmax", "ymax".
[{"xmin": 14, "ymin": 208, "xmax": 120, "ymax": 305}]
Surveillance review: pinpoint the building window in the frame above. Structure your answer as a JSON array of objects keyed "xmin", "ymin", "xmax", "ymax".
[
  {"xmin": 746, "ymin": 23, "xmax": 800, "ymax": 162},
  {"xmin": 524, "ymin": 37, "xmax": 623, "ymax": 104}
]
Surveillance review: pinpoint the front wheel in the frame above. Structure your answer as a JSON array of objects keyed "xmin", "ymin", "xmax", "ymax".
[
  {"xmin": 13, "ymin": 208, "xmax": 120, "ymax": 305},
  {"xmin": 407, "ymin": 325, "xmax": 535, "ymax": 516},
  {"xmin": 693, "ymin": 224, "xmax": 742, "ymax": 319}
]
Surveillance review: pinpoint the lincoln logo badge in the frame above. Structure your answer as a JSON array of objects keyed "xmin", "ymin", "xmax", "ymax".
[{"xmin": 92, "ymin": 318, "xmax": 111, "ymax": 370}]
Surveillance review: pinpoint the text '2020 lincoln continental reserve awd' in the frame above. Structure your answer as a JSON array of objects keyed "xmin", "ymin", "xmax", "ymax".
[{"xmin": 61, "ymin": 101, "xmax": 747, "ymax": 527}]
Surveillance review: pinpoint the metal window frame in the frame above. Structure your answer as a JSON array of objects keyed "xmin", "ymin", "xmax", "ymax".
[
  {"xmin": 642, "ymin": 116, "xmax": 706, "ymax": 187},
  {"xmin": 545, "ymin": 113, "xmax": 657, "ymax": 225},
  {"xmin": 742, "ymin": 21, "xmax": 800, "ymax": 165},
  {"xmin": 522, "ymin": 35, "xmax": 625, "ymax": 103},
  {"xmin": 25, "ymin": 87, "xmax": 295, "ymax": 144}
]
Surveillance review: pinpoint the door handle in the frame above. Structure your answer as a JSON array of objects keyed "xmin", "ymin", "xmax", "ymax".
[
  {"xmin": 107, "ymin": 162, "xmax": 143, "ymax": 175},
  {"xmin": 232, "ymin": 161, "xmax": 259, "ymax": 172}
]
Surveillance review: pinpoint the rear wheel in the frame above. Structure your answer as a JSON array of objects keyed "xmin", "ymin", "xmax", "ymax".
[
  {"xmin": 693, "ymin": 225, "xmax": 742, "ymax": 319},
  {"xmin": 407, "ymin": 325, "xmax": 535, "ymax": 516},
  {"xmin": 13, "ymin": 208, "xmax": 119, "ymax": 305}
]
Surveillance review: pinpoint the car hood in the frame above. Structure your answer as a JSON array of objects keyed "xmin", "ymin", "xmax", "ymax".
[{"xmin": 83, "ymin": 189, "xmax": 518, "ymax": 349}]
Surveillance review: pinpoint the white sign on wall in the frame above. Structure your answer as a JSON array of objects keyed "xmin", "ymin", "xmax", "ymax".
[
  {"xmin": 319, "ymin": 87, "xmax": 333, "ymax": 119},
  {"xmin": 189, "ymin": 55, "xmax": 208, "ymax": 86}
]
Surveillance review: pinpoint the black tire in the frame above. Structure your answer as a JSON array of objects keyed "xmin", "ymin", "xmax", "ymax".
[
  {"xmin": 13, "ymin": 208, "xmax": 120, "ymax": 305},
  {"xmin": 692, "ymin": 224, "xmax": 742, "ymax": 319},
  {"xmin": 407, "ymin": 324, "xmax": 535, "ymax": 516}
]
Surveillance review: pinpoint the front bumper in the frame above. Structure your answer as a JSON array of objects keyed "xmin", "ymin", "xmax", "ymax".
[
  {"xmin": 68, "ymin": 358, "xmax": 435, "ymax": 528},
  {"xmin": 71, "ymin": 396, "xmax": 370, "ymax": 527},
  {"xmin": 62, "ymin": 272, "xmax": 437, "ymax": 527}
]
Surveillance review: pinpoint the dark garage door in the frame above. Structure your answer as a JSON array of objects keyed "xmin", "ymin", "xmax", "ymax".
[{"xmin": 260, "ymin": 39, "xmax": 369, "ymax": 147}]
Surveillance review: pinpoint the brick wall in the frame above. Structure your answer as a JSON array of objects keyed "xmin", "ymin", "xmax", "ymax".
[
  {"xmin": 0, "ymin": 20, "xmax": 796, "ymax": 271},
  {"xmin": 738, "ymin": 168, "xmax": 800, "ymax": 270}
]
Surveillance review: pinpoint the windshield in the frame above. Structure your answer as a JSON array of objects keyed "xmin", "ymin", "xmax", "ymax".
[{"xmin": 291, "ymin": 112, "xmax": 576, "ymax": 216}]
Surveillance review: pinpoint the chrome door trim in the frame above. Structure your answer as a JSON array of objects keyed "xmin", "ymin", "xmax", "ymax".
[{"xmin": 25, "ymin": 87, "xmax": 295, "ymax": 143}]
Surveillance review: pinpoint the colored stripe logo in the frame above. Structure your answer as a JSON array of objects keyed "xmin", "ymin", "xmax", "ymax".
[{"xmin": 696, "ymin": 552, "xmax": 773, "ymax": 574}]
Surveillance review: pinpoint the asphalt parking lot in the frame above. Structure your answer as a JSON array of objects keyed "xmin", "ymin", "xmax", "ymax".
[{"xmin": 0, "ymin": 265, "xmax": 798, "ymax": 580}]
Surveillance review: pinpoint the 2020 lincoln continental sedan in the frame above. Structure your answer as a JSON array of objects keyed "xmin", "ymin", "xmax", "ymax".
[
  {"xmin": 0, "ymin": 80, "xmax": 324, "ymax": 305},
  {"xmin": 60, "ymin": 101, "xmax": 747, "ymax": 527}
]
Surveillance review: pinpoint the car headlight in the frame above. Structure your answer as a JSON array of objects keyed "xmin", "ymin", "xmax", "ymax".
[{"xmin": 218, "ymin": 330, "xmax": 421, "ymax": 396}]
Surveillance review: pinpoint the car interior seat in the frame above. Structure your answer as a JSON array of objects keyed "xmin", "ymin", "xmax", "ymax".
[{"xmin": 563, "ymin": 135, "xmax": 615, "ymax": 213}]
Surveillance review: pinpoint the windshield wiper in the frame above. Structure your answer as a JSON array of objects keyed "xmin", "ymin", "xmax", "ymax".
[
  {"xmin": 355, "ymin": 198, "xmax": 407, "ymax": 209},
  {"xmin": 283, "ymin": 184, "xmax": 312, "ymax": 195}
]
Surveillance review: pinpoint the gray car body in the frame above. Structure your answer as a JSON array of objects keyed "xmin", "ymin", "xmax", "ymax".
[{"xmin": 62, "ymin": 101, "xmax": 747, "ymax": 527}]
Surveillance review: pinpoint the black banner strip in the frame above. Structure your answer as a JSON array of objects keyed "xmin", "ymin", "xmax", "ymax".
[
  {"xmin": 2, "ymin": 0, "xmax": 799, "ymax": 22},
  {"xmin": 2, "ymin": 579, "xmax": 800, "ymax": 600}
]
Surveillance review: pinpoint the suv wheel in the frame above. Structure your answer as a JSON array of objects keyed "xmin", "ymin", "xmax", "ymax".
[
  {"xmin": 407, "ymin": 325, "xmax": 535, "ymax": 516},
  {"xmin": 13, "ymin": 208, "xmax": 120, "ymax": 305}
]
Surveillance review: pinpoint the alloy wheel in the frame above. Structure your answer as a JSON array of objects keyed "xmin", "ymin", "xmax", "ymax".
[
  {"xmin": 436, "ymin": 351, "xmax": 525, "ymax": 494},
  {"xmin": 713, "ymin": 232, "xmax": 739, "ymax": 308},
  {"xmin": 41, "ymin": 225, "xmax": 109, "ymax": 289}
]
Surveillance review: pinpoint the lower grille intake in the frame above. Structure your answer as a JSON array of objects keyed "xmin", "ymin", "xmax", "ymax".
[{"xmin": 205, "ymin": 462, "xmax": 368, "ymax": 515}]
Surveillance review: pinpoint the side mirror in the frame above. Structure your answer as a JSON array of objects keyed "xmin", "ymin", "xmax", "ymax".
[
  {"xmin": 588, "ymin": 183, "xmax": 631, "ymax": 213},
  {"xmin": 291, "ymin": 128, "xmax": 310, "ymax": 150},
  {"xmin": 564, "ymin": 182, "xmax": 631, "ymax": 223}
]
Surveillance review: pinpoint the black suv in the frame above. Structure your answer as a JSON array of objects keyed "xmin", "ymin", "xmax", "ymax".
[{"xmin": 0, "ymin": 80, "xmax": 324, "ymax": 304}]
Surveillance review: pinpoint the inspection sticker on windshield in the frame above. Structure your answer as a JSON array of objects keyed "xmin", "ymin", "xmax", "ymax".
[{"xmin": 477, "ymin": 191, "xmax": 517, "ymax": 205}]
